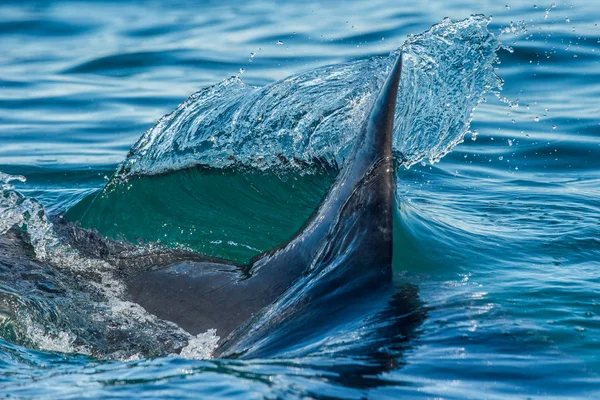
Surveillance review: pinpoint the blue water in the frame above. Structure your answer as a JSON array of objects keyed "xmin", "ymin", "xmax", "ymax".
[{"xmin": 1, "ymin": 1, "xmax": 600, "ymax": 398}]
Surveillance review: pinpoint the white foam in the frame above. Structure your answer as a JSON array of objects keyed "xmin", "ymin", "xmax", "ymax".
[
  {"xmin": 179, "ymin": 329, "xmax": 220, "ymax": 360},
  {"xmin": 0, "ymin": 175, "xmax": 218, "ymax": 360}
]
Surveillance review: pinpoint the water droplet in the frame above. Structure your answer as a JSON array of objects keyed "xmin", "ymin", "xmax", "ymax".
[
  {"xmin": 534, "ymin": 116, "xmax": 540, "ymax": 122},
  {"xmin": 508, "ymin": 139, "xmax": 513, "ymax": 146},
  {"xmin": 544, "ymin": 2, "xmax": 556, "ymax": 20},
  {"xmin": 565, "ymin": 17, "xmax": 571, "ymax": 23},
  {"xmin": 276, "ymin": 40, "xmax": 283, "ymax": 45},
  {"xmin": 552, "ymin": 125, "xmax": 557, "ymax": 130},
  {"xmin": 505, "ymin": 4, "xmax": 510, "ymax": 9},
  {"xmin": 499, "ymin": 156, "xmax": 504, "ymax": 160},
  {"xmin": 238, "ymin": 68, "xmax": 245, "ymax": 74}
]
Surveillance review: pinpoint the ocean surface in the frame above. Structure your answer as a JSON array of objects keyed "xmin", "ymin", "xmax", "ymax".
[{"xmin": 1, "ymin": 0, "xmax": 599, "ymax": 398}]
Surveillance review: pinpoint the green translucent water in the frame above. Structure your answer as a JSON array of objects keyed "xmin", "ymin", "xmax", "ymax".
[{"xmin": 66, "ymin": 168, "xmax": 335, "ymax": 263}]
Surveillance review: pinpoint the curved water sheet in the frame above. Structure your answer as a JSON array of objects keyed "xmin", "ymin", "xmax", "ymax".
[
  {"xmin": 66, "ymin": 167, "xmax": 336, "ymax": 263},
  {"xmin": 69, "ymin": 15, "xmax": 505, "ymax": 260},
  {"xmin": 117, "ymin": 15, "xmax": 503, "ymax": 178},
  {"xmin": 0, "ymin": 15, "xmax": 506, "ymax": 362}
]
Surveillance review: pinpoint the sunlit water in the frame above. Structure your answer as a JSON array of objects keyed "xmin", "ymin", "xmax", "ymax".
[{"xmin": 1, "ymin": 1, "xmax": 599, "ymax": 398}]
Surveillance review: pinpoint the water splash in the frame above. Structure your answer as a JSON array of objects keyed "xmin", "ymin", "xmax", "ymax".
[
  {"xmin": 116, "ymin": 15, "xmax": 504, "ymax": 178},
  {"xmin": 0, "ymin": 178, "xmax": 219, "ymax": 360},
  {"xmin": 180, "ymin": 329, "xmax": 220, "ymax": 360},
  {"xmin": 0, "ymin": 172, "xmax": 26, "ymax": 186},
  {"xmin": 395, "ymin": 16, "xmax": 503, "ymax": 166}
]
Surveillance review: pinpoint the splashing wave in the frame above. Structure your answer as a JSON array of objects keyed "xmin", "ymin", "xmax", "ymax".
[{"xmin": 117, "ymin": 15, "xmax": 503, "ymax": 178}]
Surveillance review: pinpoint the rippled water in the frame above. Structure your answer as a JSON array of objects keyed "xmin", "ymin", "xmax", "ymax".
[{"xmin": 1, "ymin": 0, "xmax": 599, "ymax": 398}]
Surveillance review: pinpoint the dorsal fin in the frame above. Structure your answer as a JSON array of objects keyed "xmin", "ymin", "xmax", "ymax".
[
  {"xmin": 251, "ymin": 52, "xmax": 403, "ymax": 281},
  {"xmin": 351, "ymin": 51, "xmax": 402, "ymax": 178}
]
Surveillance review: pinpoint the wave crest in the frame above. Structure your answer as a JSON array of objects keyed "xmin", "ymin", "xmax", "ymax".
[{"xmin": 117, "ymin": 15, "xmax": 503, "ymax": 178}]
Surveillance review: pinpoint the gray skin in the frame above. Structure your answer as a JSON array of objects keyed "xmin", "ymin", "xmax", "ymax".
[{"xmin": 125, "ymin": 53, "xmax": 403, "ymax": 350}]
